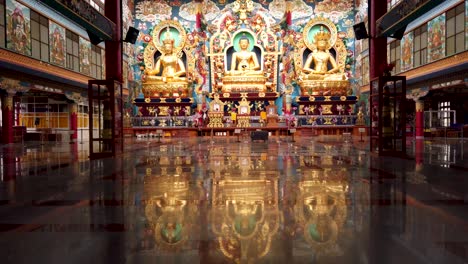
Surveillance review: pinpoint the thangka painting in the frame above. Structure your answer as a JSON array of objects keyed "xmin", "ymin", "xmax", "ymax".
[
  {"xmin": 49, "ymin": 21, "xmax": 66, "ymax": 67},
  {"xmin": 427, "ymin": 14, "xmax": 445, "ymax": 63},
  {"xmin": 79, "ymin": 37, "xmax": 91, "ymax": 76},
  {"xmin": 400, "ymin": 32, "xmax": 413, "ymax": 72},
  {"xmin": 6, "ymin": 0, "xmax": 31, "ymax": 56}
]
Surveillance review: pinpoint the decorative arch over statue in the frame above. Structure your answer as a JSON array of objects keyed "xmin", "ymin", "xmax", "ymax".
[
  {"xmin": 209, "ymin": 5, "xmax": 279, "ymax": 94},
  {"xmin": 141, "ymin": 20, "xmax": 195, "ymax": 99},
  {"xmin": 293, "ymin": 17, "xmax": 349, "ymax": 96}
]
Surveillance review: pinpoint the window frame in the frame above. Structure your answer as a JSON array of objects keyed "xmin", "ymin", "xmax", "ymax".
[
  {"xmin": 30, "ymin": 10, "xmax": 50, "ymax": 62},
  {"xmin": 66, "ymin": 30, "xmax": 80, "ymax": 72}
]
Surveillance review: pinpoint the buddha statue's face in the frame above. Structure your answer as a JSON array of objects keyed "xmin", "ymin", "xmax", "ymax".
[
  {"xmin": 317, "ymin": 39, "xmax": 327, "ymax": 51},
  {"xmin": 239, "ymin": 38, "xmax": 249, "ymax": 50},
  {"xmin": 164, "ymin": 41, "xmax": 173, "ymax": 53}
]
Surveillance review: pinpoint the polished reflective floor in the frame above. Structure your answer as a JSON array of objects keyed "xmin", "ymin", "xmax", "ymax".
[{"xmin": 1, "ymin": 136, "xmax": 467, "ymax": 264}]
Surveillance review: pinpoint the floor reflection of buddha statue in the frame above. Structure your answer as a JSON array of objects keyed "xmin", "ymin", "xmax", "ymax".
[
  {"xmin": 302, "ymin": 28, "xmax": 345, "ymax": 81},
  {"xmin": 146, "ymin": 27, "xmax": 186, "ymax": 82},
  {"xmin": 226, "ymin": 35, "xmax": 263, "ymax": 76}
]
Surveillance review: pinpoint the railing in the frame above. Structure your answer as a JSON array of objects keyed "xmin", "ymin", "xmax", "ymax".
[{"xmin": 130, "ymin": 115, "xmax": 357, "ymax": 128}]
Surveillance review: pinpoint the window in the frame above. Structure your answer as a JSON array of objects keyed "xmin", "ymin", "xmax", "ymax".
[
  {"xmin": 30, "ymin": 11, "xmax": 49, "ymax": 62},
  {"xmin": 446, "ymin": 3, "xmax": 465, "ymax": 56},
  {"xmin": 438, "ymin": 101, "xmax": 451, "ymax": 127},
  {"xmin": 66, "ymin": 30, "xmax": 79, "ymax": 71},
  {"xmin": 90, "ymin": 45, "xmax": 102, "ymax": 79},
  {"xmin": 413, "ymin": 25, "xmax": 427, "ymax": 67},
  {"xmin": 389, "ymin": 41, "xmax": 401, "ymax": 73},
  {"xmin": 19, "ymin": 96, "xmax": 69, "ymax": 129},
  {"xmin": 87, "ymin": 0, "xmax": 105, "ymax": 14},
  {"xmin": 0, "ymin": 0, "xmax": 5, "ymax": 48}
]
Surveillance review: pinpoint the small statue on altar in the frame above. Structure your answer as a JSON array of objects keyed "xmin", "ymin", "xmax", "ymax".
[
  {"xmin": 302, "ymin": 27, "xmax": 345, "ymax": 81},
  {"xmin": 145, "ymin": 27, "xmax": 186, "ymax": 83},
  {"xmin": 226, "ymin": 35, "xmax": 263, "ymax": 76}
]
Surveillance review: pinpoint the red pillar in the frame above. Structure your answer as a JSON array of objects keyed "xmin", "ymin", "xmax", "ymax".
[
  {"xmin": 69, "ymin": 103, "xmax": 78, "ymax": 143},
  {"xmin": 415, "ymin": 100, "xmax": 424, "ymax": 139},
  {"xmin": 105, "ymin": 1, "xmax": 122, "ymax": 82},
  {"xmin": 369, "ymin": 0, "xmax": 388, "ymax": 79},
  {"xmin": 2, "ymin": 94, "xmax": 14, "ymax": 144}
]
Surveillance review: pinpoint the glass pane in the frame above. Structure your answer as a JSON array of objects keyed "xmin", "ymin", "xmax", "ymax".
[
  {"xmin": 396, "ymin": 45, "xmax": 401, "ymax": 60},
  {"xmin": 421, "ymin": 48, "xmax": 427, "ymax": 65},
  {"xmin": 414, "ymin": 35, "xmax": 420, "ymax": 50},
  {"xmin": 31, "ymin": 21, "xmax": 39, "ymax": 40},
  {"xmin": 0, "ymin": 5, "xmax": 4, "ymax": 26},
  {"xmin": 31, "ymin": 40, "xmax": 40, "ymax": 59},
  {"xmin": 40, "ymin": 25, "xmax": 48, "ymax": 42},
  {"xmin": 41, "ymin": 44, "xmax": 49, "ymax": 61},
  {"xmin": 455, "ymin": 33, "xmax": 464, "ymax": 53},
  {"xmin": 74, "ymin": 57, "xmax": 79, "ymax": 71},
  {"xmin": 421, "ymin": 31, "xmax": 427, "ymax": 48},
  {"xmin": 446, "ymin": 17, "xmax": 455, "ymax": 36},
  {"xmin": 446, "ymin": 36, "xmax": 455, "ymax": 55},
  {"xmin": 0, "ymin": 26, "xmax": 4, "ymax": 48},
  {"xmin": 73, "ymin": 41, "xmax": 79, "ymax": 55},
  {"xmin": 414, "ymin": 51, "xmax": 420, "ymax": 67},
  {"xmin": 67, "ymin": 38, "xmax": 72, "ymax": 53},
  {"xmin": 455, "ymin": 14, "xmax": 464, "ymax": 33}
]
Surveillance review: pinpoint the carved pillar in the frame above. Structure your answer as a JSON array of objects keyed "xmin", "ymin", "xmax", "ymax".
[
  {"xmin": 69, "ymin": 103, "xmax": 78, "ymax": 143},
  {"xmin": 2, "ymin": 93, "xmax": 14, "ymax": 144},
  {"xmin": 369, "ymin": 0, "xmax": 387, "ymax": 79},
  {"xmin": 415, "ymin": 100, "xmax": 424, "ymax": 139}
]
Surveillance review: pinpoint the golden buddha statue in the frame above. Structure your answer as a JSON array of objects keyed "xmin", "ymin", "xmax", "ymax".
[
  {"xmin": 145, "ymin": 27, "xmax": 187, "ymax": 82},
  {"xmin": 142, "ymin": 23, "xmax": 190, "ymax": 98},
  {"xmin": 226, "ymin": 36, "xmax": 263, "ymax": 76},
  {"xmin": 302, "ymin": 28, "xmax": 345, "ymax": 81},
  {"xmin": 222, "ymin": 34, "xmax": 267, "ymax": 93}
]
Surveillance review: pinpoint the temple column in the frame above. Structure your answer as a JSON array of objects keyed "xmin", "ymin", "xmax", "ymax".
[
  {"xmin": 415, "ymin": 100, "xmax": 424, "ymax": 139},
  {"xmin": 105, "ymin": 1, "xmax": 122, "ymax": 82},
  {"xmin": 69, "ymin": 102, "xmax": 78, "ymax": 143},
  {"xmin": 369, "ymin": 0, "xmax": 387, "ymax": 79},
  {"xmin": 2, "ymin": 92, "xmax": 15, "ymax": 144}
]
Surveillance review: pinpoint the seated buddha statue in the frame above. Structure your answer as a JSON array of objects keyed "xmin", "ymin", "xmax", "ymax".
[
  {"xmin": 226, "ymin": 35, "xmax": 263, "ymax": 76},
  {"xmin": 145, "ymin": 27, "xmax": 187, "ymax": 83},
  {"xmin": 222, "ymin": 34, "xmax": 267, "ymax": 93},
  {"xmin": 301, "ymin": 28, "xmax": 345, "ymax": 81}
]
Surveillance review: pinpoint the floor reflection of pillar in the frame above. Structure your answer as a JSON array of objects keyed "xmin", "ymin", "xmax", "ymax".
[
  {"xmin": 415, "ymin": 139, "xmax": 424, "ymax": 171},
  {"xmin": 415, "ymin": 100, "xmax": 424, "ymax": 139}
]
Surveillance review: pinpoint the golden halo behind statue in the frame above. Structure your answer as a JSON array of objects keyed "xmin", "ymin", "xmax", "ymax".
[
  {"xmin": 303, "ymin": 17, "xmax": 338, "ymax": 51},
  {"xmin": 152, "ymin": 20, "xmax": 186, "ymax": 54}
]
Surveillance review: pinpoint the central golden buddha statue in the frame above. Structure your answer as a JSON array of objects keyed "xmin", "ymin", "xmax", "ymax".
[
  {"xmin": 222, "ymin": 35, "xmax": 267, "ymax": 93},
  {"xmin": 142, "ymin": 26, "xmax": 190, "ymax": 98}
]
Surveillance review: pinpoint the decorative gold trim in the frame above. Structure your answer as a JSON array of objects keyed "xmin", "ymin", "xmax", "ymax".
[
  {"xmin": 340, "ymin": 96, "xmax": 346, "ymax": 101},
  {"xmin": 309, "ymin": 96, "xmax": 315, "ymax": 102}
]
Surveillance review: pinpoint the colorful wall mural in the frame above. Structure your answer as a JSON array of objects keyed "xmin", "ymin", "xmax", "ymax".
[
  {"xmin": 6, "ymin": 0, "xmax": 31, "ymax": 56},
  {"xmin": 49, "ymin": 21, "xmax": 66, "ymax": 67},
  {"xmin": 400, "ymin": 32, "xmax": 413, "ymax": 72},
  {"xmin": 427, "ymin": 14, "xmax": 445, "ymax": 63}
]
